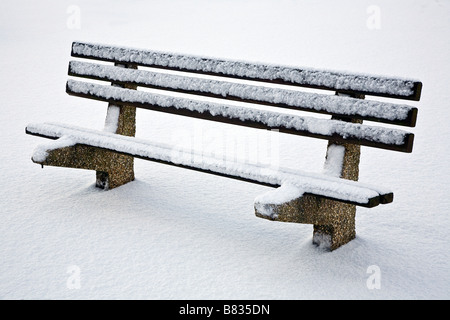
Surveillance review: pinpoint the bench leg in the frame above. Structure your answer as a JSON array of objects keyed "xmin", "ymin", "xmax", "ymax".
[
  {"xmin": 33, "ymin": 103, "xmax": 137, "ymax": 190},
  {"xmin": 95, "ymin": 63, "xmax": 137, "ymax": 189},
  {"xmin": 32, "ymin": 63, "xmax": 138, "ymax": 190},
  {"xmin": 94, "ymin": 151, "xmax": 135, "ymax": 190},
  {"xmin": 312, "ymin": 201, "xmax": 357, "ymax": 251},
  {"xmin": 254, "ymin": 124, "xmax": 362, "ymax": 251},
  {"xmin": 308, "ymin": 95, "xmax": 364, "ymax": 250},
  {"xmin": 34, "ymin": 144, "xmax": 135, "ymax": 190},
  {"xmin": 95, "ymin": 104, "xmax": 136, "ymax": 190},
  {"xmin": 312, "ymin": 138, "xmax": 361, "ymax": 250},
  {"xmin": 252, "ymin": 93, "xmax": 365, "ymax": 250}
]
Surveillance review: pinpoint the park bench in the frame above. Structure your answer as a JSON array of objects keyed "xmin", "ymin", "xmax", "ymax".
[{"xmin": 26, "ymin": 42, "xmax": 421, "ymax": 250}]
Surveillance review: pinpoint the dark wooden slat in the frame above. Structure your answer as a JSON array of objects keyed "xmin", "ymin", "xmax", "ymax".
[
  {"xmin": 68, "ymin": 61, "xmax": 418, "ymax": 127},
  {"xmin": 65, "ymin": 81, "xmax": 415, "ymax": 153},
  {"xmin": 25, "ymin": 127, "xmax": 386, "ymax": 208},
  {"xmin": 379, "ymin": 192, "xmax": 394, "ymax": 204},
  {"xmin": 71, "ymin": 42, "xmax": 422, "ymax": 101}
]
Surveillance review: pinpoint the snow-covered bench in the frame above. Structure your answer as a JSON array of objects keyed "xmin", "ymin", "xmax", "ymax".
[{"xmin": 26, "ymin": 42, "xmax": 421, "ymax": 250}]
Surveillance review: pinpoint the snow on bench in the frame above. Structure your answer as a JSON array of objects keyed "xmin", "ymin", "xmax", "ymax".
[
  {"xmin": 69, "ymin": 61, "xmax": 418, "ymax": 126},
  {"xmin": 71, "ymin": 42, "xmax": 422, "ymax": 101},
  {"xmin": 26, "ymin": 122, "xmax": 392, "ymax": 208},
  {"xmin": 25, "ymin": 42, "xmax": 421, "ymax": 250},
  {"xmin": 66, "ymin": 79, "xmax": 414, "ymax": 152}
]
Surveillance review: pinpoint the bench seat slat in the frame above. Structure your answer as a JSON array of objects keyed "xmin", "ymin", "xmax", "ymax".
[
  {"xmin": 66, "ymin": 79, "xmax": 415, "ymax": 153},
  {"xmin": 25, "ymin": 122, "xmax": 393, "ymax": 208},
  {"xmin": 69, "ymin": 61, "xmax": 418, "ymax": 127},
  {"xmin": 71, "ymin": 42, "xmax": 422, "ymax": 101}
]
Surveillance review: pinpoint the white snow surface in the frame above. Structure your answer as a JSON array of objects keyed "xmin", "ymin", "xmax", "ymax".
[{"xmin": 1, "ymin": 0, "xmax": 449, "ymax": 300}]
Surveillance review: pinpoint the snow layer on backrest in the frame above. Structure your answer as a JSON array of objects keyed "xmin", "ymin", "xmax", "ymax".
[
  {"xmin": 66, "ymin": 79, "xmax": 410, "ymax": 146},
  {"xmin": 72, "ymin": 42, "xmax": 418, "ymax": 97},
  {"xmin": 69, "ymin": 61, "xmax": 414, "ymax": 122}
]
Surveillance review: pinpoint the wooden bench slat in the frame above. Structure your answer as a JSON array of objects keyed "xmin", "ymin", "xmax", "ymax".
[
  {"xmin": 71, "ymin": 42, "xmax": 422, "ymax": 101},
  {"xmin": 66, "ymin": 79, "xmax": 415, "ymax": 153},
  {"xmin": 25, "ymin": 122, "xmax": 393, "ymax": 208},
  {"xmin": 69, "ymin": 61, "xmax": 418, "ymax": 127}
]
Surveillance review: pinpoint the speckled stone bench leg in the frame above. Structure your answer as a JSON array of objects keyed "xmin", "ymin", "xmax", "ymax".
[
  {"xmin": 39, "ymin": 64, "xmax": 137, "ymax": 190},
  {"xmin": 312, "ymin": 137, "xmax": 361, "ymax": 250},
  {"xmin": 255, "ymin": 118, "xmax": 362, "ymax": 250}
]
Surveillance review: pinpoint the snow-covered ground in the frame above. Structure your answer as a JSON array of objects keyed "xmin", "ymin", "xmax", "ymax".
[{"xmin": 1, "ymin": 0, "xmax": 449, "ymax": 299}]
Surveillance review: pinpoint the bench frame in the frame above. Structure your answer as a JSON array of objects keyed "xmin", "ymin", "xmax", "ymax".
[{"xmin": 26, "ymin": 42, "xmax": 421, "ymax": 251}]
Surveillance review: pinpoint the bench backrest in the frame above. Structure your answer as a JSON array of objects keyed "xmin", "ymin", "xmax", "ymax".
[{"xmin": 67, "ymin": 42, "xmax": 421, "ymax": 153}]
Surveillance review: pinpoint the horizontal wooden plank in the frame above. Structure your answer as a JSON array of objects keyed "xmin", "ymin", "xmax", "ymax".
[
  {"xmin": 65, "ymin": 80, "xmax": 415, "ymax": 153},
  {"xmin": 71, "ymin": 42, "xmax": 423, "ymax": 101},
  {"xmin": 68, "ymin": 61, "xmax": 418, "ymax": 127},
  {"xmin": 25, "ymin": 122, "xmax": 394, "ymax": 208}
]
